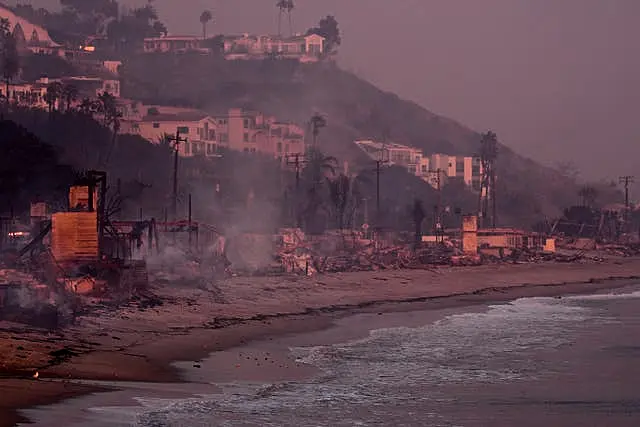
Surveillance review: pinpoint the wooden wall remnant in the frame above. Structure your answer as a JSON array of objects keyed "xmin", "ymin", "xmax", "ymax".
[{"xmin": 51, "ymin": 212, "xmax": 99, "ymax": 262}]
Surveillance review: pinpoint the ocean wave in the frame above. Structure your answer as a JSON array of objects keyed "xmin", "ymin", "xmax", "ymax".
[
  {"xmin": 112, "ymin": 294, "xmax": 618, "ymax": 426},
  {"xmin": 565, "ymin": 290, "xmax": 640, "ymax": 301}
]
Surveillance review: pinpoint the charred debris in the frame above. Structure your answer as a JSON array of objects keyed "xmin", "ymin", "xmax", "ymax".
[{"xmin": 2, "ymin": 163, "xmax": 640, "ymax": 331}]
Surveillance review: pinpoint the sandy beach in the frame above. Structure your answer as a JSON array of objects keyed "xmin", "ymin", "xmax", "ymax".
[{"xmin": 2, "ymin": 258, "xmax": 640, "ymax": 426}]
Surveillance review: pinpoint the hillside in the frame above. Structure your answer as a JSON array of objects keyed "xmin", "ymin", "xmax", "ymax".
[{"xmin": 120, "ymin": 54, "xmax": 605, "ymax": 227}]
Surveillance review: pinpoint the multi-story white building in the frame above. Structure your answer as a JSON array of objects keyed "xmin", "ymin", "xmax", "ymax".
[
  {"xmin": 223, "ymin": 33, "xmax": 326, "ymax": 62},
  {"xmin": 354, "ymin": 140, "xmax": 482, "ymax": 191}
]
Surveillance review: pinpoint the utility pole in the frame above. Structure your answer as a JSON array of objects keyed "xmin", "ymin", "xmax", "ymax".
[
  {"xmin": 374, "ymin": 132, "xmax": 391, "ymax": 226},
  {"xmin": 167, "ymin": 129, "xmax": 187, "ymax": 221},
  {"xmin": 285, "ymin": 153, "xmax": 306, "ymax": 191},
  {"xmin": 619, "ymin": 175, "xmax": 635, "ymax": 229},
  {"xmin": 374, "ymin": 158, "xmax": 389, "ymax": 224},
  {"xmin": 428, "ymin": 168, "xmax": 444, "ymax": 240},
  {"xmin": 285, "ymin": 153, "xmax": 308, "ymax": 227}
]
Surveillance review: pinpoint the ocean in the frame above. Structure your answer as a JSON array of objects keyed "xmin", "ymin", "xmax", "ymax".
[{"xmin": 22, "ymin": 287, "xmax": 640, "ymax": 426}]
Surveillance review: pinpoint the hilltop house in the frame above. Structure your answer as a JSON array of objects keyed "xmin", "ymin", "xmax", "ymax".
[
  {"xmin": 0, "ymin": 5, "xmax": 63, "ymax": 55},
  {"xmin": 143, "ymin": 35, "xmax": 206, "ymax": 53},
  {"xmin": 127, "ymin": 107, "xmax": 305, "ymax": 158},
  {"xmin": 223, "ymin": 33, "xmax": 325, "ymax": 62}
]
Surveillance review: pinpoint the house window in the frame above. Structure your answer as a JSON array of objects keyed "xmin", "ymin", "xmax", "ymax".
[
  {"xmin": 184, "ymin": 142, "xmax": 190, "ymax": 155},
  {"xmin": 251, "ymin": 148, "xmax": 256, "ymax": 153},
  {"xmin": 277, "ymin": 142, "xmax": 282, "ymax": 152},
  {"xmin": 243, "ymin": 133, "xmax": 249, "ymax": 142},
  {"xmin": 177, "ymin": 126, "xmax": 189, "ymax": 134},
  {"xmin": 219, "ymin": 133, "xmax": 228, "ymax": 143},
  {"xmin": 456, "ymin": 159, "xmax": 465, "ymax": 175},
  {"xmin": 285, "ymin": 144, "xmax": 289, "ymax": 153},
  {"xmin": 153, "ymin": 123, "xmax": 160, "ymax": 128},
  {"xmin": 243, "ymin": 118, "xmax": 250, "ymax": 128},
  {"xmin": 218, "ymin": 119, "xmax": 227, "ymax": 125},
  {"xmin": 209, "ymin": 130, "xmax": 216, "ymax": 140}
]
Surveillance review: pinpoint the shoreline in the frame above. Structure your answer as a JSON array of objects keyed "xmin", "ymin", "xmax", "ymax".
[{"xmin": 2, "ymin": 259, "xmax": 640, "ymax": 426}]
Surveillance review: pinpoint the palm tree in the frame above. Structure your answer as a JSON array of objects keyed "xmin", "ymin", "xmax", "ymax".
[
  {"xmin": 199, "ymin": 10, "xmax": 213, "ymax": 39},
  {"xmin": 44, "ymin": 82, "xmax": 63, "ymax": 114},
  {"xmin": 276, "ymin": 0, "xmax": 294, "ymax": 36},
  {"xmin": 1, "ymin": 32, "xmax": 19, "ymax": 108},
  {"xmin": 97, "ymin": 92, "xmax": 123, "ymax": 166},
  {"xmin": 61, "ymin": 84, "xmax": 78, "ymax": 112},
  {"xmin": 310, "ymin": 112, "xmax": 327, "ymax": 146},
  {"xmin": 285, "ymin": 0, "xmax": 294, "ymax": 36},
  {"xmin": 277, "ymin": 1, "xmax": 286, "ymax": 36},
  {"xmin": 297, "ymin": 148, "xmax": 337, "ymax": 231}
]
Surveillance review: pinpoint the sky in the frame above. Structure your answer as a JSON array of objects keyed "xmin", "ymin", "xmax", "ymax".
[{"xmin": 18, "ymin": 0, "xmax": 640, "ymax": 182}]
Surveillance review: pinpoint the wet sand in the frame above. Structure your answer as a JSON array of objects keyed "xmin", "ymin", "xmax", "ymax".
[{"xmin": 2, "ymin": 258, "xmax": 640, "ymax": 426}]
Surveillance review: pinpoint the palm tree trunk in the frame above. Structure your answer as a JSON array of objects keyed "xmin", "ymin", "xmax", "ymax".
[
  {"xmin": 5, "ymin": 79, "xmax": 10, "ymax": 109},
  {"xmin": 288, "ymin": 12, "xmax": 293, "ymax": 36},
  {"xmin": 202, "ymin": 23, "xmax": 206, "ymax": 39},
  {"xmin": 278, "ymin": 11, "xmax": 282, "ymax": 36}
]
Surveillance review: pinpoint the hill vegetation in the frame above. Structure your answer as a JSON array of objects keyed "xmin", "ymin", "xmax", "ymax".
[
  {"xmin": 120, "ymin": 54, "xmax": 619, "ymax": 227},
  {"xmin": 1, "ymin": 0, "xmax": 623, "ymax": 231}
]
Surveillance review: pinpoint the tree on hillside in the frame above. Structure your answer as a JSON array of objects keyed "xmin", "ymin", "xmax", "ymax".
[
  {"xmin": 0, "ymin": 22, "xmax": 20, "ymax": 107},
  {"xmin": 310, "ymin": 113, "xmax": 327, "ymax": 146},
  {"xmin": 307, "ymin": 15, "xmax": 341, "ymax": 54},
  {"xmin": 327, "ymin": 173, "xmax": 369, "ymax": 231},
  {"xmin": 60, "ymin": 0, "xmax": 119, "ymax": 17},
  {"xmin": 45, "ymin": 81, "xmax": 63, "ymax": 114},
  {"xmin": 61, "ymin": 84, "xmax": 78, "ymax": 112},
  {"xmin": 200, "ymin": 10, "xmax": 213, "ymax": 40},
  {"xmin": 77, "ymin": 97, "xmax": 101, "ymax": 117},
  {"xmin": 106, "ymin": 4, "xmax": 167, "ymax": 52},
  {"xmin": 0, "ymin": 119, "xmax": 76, "ymax": 213}
]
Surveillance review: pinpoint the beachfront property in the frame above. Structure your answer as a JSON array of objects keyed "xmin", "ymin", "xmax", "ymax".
[
  {"xmin": 127, "ymin": 107, "xmax": 305, "ymax": 158},
  {"xmin": 223, "ymin": 33, "xmax": 326, "ymax": 62},
  {"xmin": 354, "ymin": 140, "xmax": 482, "ymax": 191}
]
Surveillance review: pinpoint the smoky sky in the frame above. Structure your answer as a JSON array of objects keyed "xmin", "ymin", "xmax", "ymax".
[{"xmin": 19, "ymin": 0, "xmax": 640, "ymax": 183}]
